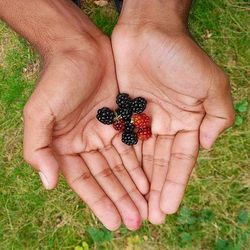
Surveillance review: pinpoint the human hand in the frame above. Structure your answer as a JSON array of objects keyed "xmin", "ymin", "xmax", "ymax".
[
  {"xmin": 112, "ymin": 0, "xmax": 235, "ymax": 224},
  {"xmin": 22, "ymin": 13, "xmax": 148, "ymax": 231}
]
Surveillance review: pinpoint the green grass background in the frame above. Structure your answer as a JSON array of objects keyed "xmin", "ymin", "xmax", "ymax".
[{"xmin": 0, "ymin": 0, "xmax": 249, "ymax": 249}]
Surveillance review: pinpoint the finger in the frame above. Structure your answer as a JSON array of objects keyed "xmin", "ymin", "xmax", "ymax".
[
  {"xmin": 148, "ymin": 135, "xmax": 174, "ymax": 224},
  {"xmin": 160, "ymin": 131, "xmax": 199, "ymax": 214},
  {"xmin": 142, "ymin": 136, "xmax": 156, "ymax": 183},
  {"xmin": 100, "ymin": 145, "xmax": 148, "ymax": 220},
  {"xmin": 200, "ymin": 74, "xmax": 235, "ymax": 149},
  {"xmin": 112, "ymin": 135, "xmax": 149, "ymax": 195},
  {"xmin": 59, "ymin": 154, "xmax": 121, "ymax": 231},
  {"xmin": 82, "ymin": 151, "xmax": 141, "ymax": 230},
  {"xmin": 133, "ymin": 140, "xmax": 142, "ymax": 166},
  {"xmin": 23, "ymin": 101, "xmax": 59, "ymax": 190}
]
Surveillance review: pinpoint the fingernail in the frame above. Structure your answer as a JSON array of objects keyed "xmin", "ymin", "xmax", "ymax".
[
  {"xmin": 126, "ymin": 217, "xmax": 142, "ymax": 231},
  {"xmin": 38, "ymin": 172, "xmax": 50, "ymax": 190}
]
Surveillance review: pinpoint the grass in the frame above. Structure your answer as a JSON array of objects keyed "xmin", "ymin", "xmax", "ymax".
[{"xmin": 0, "ymin": 0, "xmax": 249, "ymax": 249}]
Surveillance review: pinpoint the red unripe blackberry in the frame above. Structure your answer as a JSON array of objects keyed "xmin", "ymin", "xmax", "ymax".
[
  {"xmin": 132, "ymin": 113, "xmax": 151, "ymax": 128},
  {"xmin": 113, "ymin": 119, "xmax": 125, "ymax": 132},
  {"xmin": 137, "ymin": 127, "xmax": 152, "ymax": 141}
]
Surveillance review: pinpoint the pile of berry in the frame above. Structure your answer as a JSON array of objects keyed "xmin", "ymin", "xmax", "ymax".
[{"xmin": 96, "ymin": 93, "xmax": 152, "ymax": 145}]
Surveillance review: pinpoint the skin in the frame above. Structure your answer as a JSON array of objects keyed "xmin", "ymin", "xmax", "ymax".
[
  {"xmin": 0, "ymin": 0, "xmax": 235, "ymax": 230},
  {"xmin": 0, "ymin": 0, "xmax": 148, "ymax": 230},
  {"xmin": 112, "ymin": 0, "xmax": 235, "ymax": 224}
]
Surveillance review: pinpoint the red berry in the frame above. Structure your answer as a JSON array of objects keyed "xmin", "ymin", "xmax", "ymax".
[
  {"xmin": 113, "ymin": 119, "xmax": 125, "ymax": 132},
  {"xmin": 137, "ymin": 127, "xmax": 152, "ymax": 141},
  {"xmin": 132, "ymin": 113, "xmax": 151, "ymax": 129}
]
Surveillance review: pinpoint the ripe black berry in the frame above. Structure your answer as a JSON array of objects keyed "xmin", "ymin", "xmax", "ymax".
[
  {"xmin": 131, "ymin": 97, "xmax": 147, "ymax": 114},
  {"xmin": 122, "ymin": 131, "xmax": 138, "ymax": 145},
  {"xmin": 96, "ymin": 107, "xmax": 115, "ymax": 125},
  {"xmin": 116, "ymin": 93, "xmax": 131, "ymax": 109},
  {"xmin": 124, "ymin": 121, "xmax": 135, "ymax": 132},
  {"xmin": 120, "ymin": 108, "xmax": 132, "ymax": 120}
]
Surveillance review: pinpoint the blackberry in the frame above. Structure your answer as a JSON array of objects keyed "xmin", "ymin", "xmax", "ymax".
[
  {"xmin": 124, "ymin": 121, "xmax": 135, "ymax": 132},
  {"xmin": 116, "ymin": 93, "xmax": 131, "ymax": 109},
  {"xmin": 96, "ymin": 107, "xmax": 115, "ymax": 125},
  {"xmin": 131, "ymin": 97, "xmax": 147, "ymax": 114},
  {"xmin": 120, "ymin": 108, "xmax": 132, "ymax": 120},
  {"xmin": 122, "ymin": 131, "xmax": 138, "ymax": 145}
]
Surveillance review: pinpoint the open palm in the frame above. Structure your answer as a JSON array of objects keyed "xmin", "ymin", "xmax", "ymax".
[
  {"xmin": 112, "ymin": 25, "xmax": 235, "ymax": 224},
  {"xmin": 23, "ymin": 38, "xmax": 148, "ymax": 230}
]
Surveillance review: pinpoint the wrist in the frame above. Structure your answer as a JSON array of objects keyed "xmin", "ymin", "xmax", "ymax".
[
  {"xmin": 0, "ymin": 0, "xmax": 106, "ymax": 59},
  {"xmin": 120, "ymin": 0, "xmax": 192, "ymax": 33}
]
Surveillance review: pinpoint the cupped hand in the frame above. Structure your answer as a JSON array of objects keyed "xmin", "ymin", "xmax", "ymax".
[
  {"xmin": 112, "ymin": 22, "xmax": 235, "ymax": 224},
  {"xmin": 23, "ymin": 34, "xmax": 148, "ymax": 230}
]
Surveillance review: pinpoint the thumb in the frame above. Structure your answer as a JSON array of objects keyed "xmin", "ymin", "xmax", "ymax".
[
  {"xmin": 200, "ymin": 74, "xmax": 235, "ymax": 149},
  {"xmin": 23, "ymin": 99, "xmax": 59, "ymax": 190}
]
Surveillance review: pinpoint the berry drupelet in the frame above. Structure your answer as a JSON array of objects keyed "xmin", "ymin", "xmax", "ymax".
[
  {"xmin": 131, "ymin": 97, "xmax": 147, "ymax": 114},
  {"xmin": 96, "ymin": 107, "xmax": 115, "ymax": 125}
]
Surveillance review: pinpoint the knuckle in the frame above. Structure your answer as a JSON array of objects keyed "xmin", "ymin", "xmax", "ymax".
[
  {"xmin": 166, "ymin": 178, "xmax": 186, "ymax": 187},
  {"xmin": 219, "ymin": 71, "xmax": 230, "ymax": 88},
  {"xmin": 128, "ymin": 165, "xmax": 140, "ymax": 173},
  {"xmin": 128, "ymin": 188, "xmax": 137, "ymax": 196},
  {"xmin": 70, "ymin": 171, "xmax": 91, "ymax": 185},
  {"xmin": 154, "ymin": 158, "xmax": 169, "ymax": 168},
  {"xmin": 227, "ymin": 112, "xmax": 236, "ymax": 127},
  {"xmin": 96, "ymin": 168, "xmax": 113, "ymax": 178},
  {"xmin": 99, "ymin": 144, "xmax": 112, "ymax": 153},
  {"xmin": 120, "ymin": 147, "xmax": 133, "ymax": 156},
  {"xmin": 93, "ymin": 194, "xmax": 108, "ymax": 207},
  {"xmin": 116, "ymin": 192, "xmax": 130, "ymax": 203},
  {"xmin": 23, "ymin": 151, "xmax": 33, "ymax": 165},
  {"xmin": 171, "ymin": 153, "xmax": 195, "ymax": 161},
  {"xmin": 23, "ymin": 101, "xmax": 51, "ymax": 123},
  {"xmin": 23, "ymin": 102, "xmax": 34, "ymax": 119},
  {"xmin": 112, "ymin": 164, "xmax": 125, "ymax": 173},
  {"xmin": 143, "ymin": 154, "xmax": 154, "ymax": 162},
  {"xmin": 23, "ymin": 148, "xmax": 37, "ymax": 166}
]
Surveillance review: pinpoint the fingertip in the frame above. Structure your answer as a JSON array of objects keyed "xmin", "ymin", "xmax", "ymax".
[
  {"xmin": 160, "ymin": 182, "xmax": 184, "ymax": 215},
  {"xmin": 148, "ymin": 191, "xmax": 166, "ymax": 225},
  {"xmin": 125, "ymin": 215, "xmax": 142, "ymax": 231},
  {"xmin": 160, "ymin": 202, "xmax": 179, "ymax": 215},
  {"xmin": 148, "ymin": 215, "xmax": 165, "ymax": 225},
  {"xmin": 105, "ymin": 218, "xmax": 122, "ymax": 231},
  {"xmin": 38, "ymin": 171, "xmax": 58, "ymax": 190},
  {"xmin": 200, "ymin": 135, "xmax": 214, "ymax": 150},
  {"xmin": 138, "ymin": 179, "xmax": 149, "ymax": 195}
]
